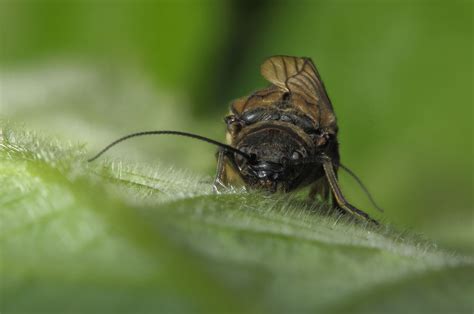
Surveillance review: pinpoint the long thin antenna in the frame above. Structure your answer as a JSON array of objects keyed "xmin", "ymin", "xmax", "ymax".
[
  {"xmin": 290, "ymin": 156, "xmax": 383, "ymax": 213},
  {"xmin": 88, "ymin": 130, "xmax": 252, "ymax": 162},
  {"xmin": 339, "ymin": 163, "xmax": 384, "ymax": 213}
]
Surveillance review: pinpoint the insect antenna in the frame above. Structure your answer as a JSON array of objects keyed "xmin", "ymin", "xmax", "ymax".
[
  {"xmin": 338, "ymin": 163, "xmax": 384, "ymax": 213},
  {"xmin": 88, "ymin": 130, "xmax": 252, "ymax": 163},
  {"xmin": 290, "ymin": 156, "xmax": 383, "ymax": 213}
]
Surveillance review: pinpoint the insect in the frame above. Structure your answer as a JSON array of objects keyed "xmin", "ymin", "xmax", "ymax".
[{"xmin": 89, "ymin": 55, "xmax": 381, "ymax": 224}]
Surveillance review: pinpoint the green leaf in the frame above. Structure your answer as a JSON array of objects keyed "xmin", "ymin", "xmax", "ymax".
[{"xmin": 1, "ymin": 122, "xmax": 473, "ymax": 314}]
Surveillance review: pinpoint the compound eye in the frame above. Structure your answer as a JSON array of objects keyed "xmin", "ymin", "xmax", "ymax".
[
  {"xmin": 225, "ymin": 115, "xmax": 242, "ymax": 135},
  {"xmin": 291, "ymin": 151, "xmax": 301, "ymax": 160},
  {"xmin": 224, "ymin": 115, "xmax": 236, "ymax": 124},
  {"xmin": 312, "ymin": 129, "xmax": 330, "ymax": 147}
]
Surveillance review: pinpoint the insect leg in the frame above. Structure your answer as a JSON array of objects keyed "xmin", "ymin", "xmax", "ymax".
[
  {"xmin": 213, "ymin": 149, "xmax": 228, "ymax": 193},
  {"xmin": 322, "ymin": 159, "xmax": 379, "ymax": 225}
]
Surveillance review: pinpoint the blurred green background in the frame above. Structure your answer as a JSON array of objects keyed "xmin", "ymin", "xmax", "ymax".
[{"xmin": 1, "ymin": 0, "xmax": 472, "ymax": 252}]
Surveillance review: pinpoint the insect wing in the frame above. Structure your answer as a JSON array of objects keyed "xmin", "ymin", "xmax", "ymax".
[
  {"xmin": 230, "ymin": 85, "xmax": 283, "ymax": 115},
  {"xmin": 260, "ymin": 56, "xmax": 336, "ymax": 130}
]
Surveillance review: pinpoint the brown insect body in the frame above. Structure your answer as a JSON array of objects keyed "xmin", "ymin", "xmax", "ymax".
[
  {"xmin": 214, "ymin": 55, "xmax": 377, "ymax": 223},
  {"xmin": 89, "ymin": 55, "xmax": 379, "ymax": 224}
]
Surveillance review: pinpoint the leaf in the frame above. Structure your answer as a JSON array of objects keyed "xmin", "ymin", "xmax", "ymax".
[{"xmin": 1, "ymin": 121, "xmax": 473, "ymax": 314}]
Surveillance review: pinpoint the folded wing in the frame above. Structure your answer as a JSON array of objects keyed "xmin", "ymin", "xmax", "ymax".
[{"xmin": 260, "ymin": 55, "xmax": 337, "ymax": 131}]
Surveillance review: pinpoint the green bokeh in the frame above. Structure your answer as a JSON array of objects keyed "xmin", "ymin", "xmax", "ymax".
[{"xmin": 1, "ymin": 0, "xmax": 472, "ymax": 252}]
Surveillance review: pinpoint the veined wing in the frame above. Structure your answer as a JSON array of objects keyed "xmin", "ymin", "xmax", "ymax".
[{"xmin": 260, "ymin": 55, "xmax": 336, "ymax": 130}]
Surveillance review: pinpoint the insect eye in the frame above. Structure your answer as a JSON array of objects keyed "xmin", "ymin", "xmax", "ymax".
[
  {"xmin": 311, "ymin": 129, "xmax": 330, "ymax": 147},
  {"xmin": 291, "ymin": 151, "xmax": 301, "ymax": 160},
  {"xmin": 224, "ymin": 115, "xmax": 235, "ymax": 124}
]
